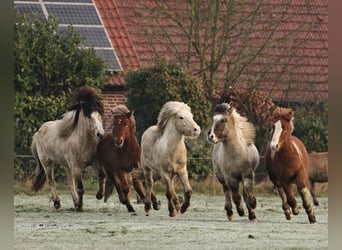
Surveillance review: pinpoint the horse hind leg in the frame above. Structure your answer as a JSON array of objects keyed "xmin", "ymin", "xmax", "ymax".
[
  {"xmin": 298, "ymin": 187, "xmax": 316, "ymax": 223},
  {"xmin": 46, "ymin": 165, "xmax": 61, "ymax": 210},
  {"xmin": 309, "ymin": 180, "xmax": 319, "ymax": 206}
]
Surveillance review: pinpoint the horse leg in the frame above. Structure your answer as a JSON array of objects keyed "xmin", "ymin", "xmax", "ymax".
[
  {"xmin": 96, "ymin": 168, "xmax": 105, "ymax": 200},
  {"xmin": 66, "ymin": 166, "xmax": 83, "ymax": 211},
  {"xmin": 104, "ymin": 176, "xmax": 115, "ymax": 202},
  {"xmin": 310, "ymin": 180, "xmax": 319, "ymax": 206},
  {"xmin": 45, "ymin": 164, "xmax": 61, "ymax": 210},
  {"xmin": 178, "ymin": 170, "xmax": 192, "ymax": 214},
  {"xmin": 143, "ymin": 167, "xmax": 153, "ymax": 214},
  {"xmin": 242, "ymin": 176, "xmax": 257, "ymax": 221},
  {"xmin": 277, "ymin": 185, "xmax": 292, "ymax": 220},
  {"xmin": 230, "ymin": 179, "xmax": 244, "ymax": 218},
  {"xmin": 297, "ymin": 175, "xmax": 316, "ymax": 224},
  {"xmin": 222, "ymin": 183, "xmax": 233, "ymax": 221},
  {"xmin": 162, "ymin": 174, "xmax": 179, "ymax": 217},
  {"xmin": 114, "ymin": 172, "xmax": 135, "ymax": 213}
]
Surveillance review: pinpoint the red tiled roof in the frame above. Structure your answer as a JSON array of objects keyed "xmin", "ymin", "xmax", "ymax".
[{"xmin": 95, "ymin": 0, "xmax": 327, "ymax": 101}]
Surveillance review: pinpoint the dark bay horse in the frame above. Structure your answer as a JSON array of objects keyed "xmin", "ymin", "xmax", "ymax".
[
  {"xmin": 208, "ymin": 103, "xmax": 259, "ymax": 221},
  {"xmin": 31, "ymin": 86, "xmax": 105, "ymax": 211},
  {"xmin": 265, "ymin": 108, "xmax": 316, "ymax": 223},
  {"xmin": 308, "ymin": 151, "xmax": 328, "ymax": 206},
  {"xmin": 95, "ymin": 105, "xmax": 159, "ymax": 213}
]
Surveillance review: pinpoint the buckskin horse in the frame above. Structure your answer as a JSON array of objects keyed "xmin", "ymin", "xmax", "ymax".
[{"xmin": 31, "ymin": 86, "xmax": 105, "ymax": 211}]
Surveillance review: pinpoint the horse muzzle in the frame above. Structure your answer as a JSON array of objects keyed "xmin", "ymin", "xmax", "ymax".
[
  {"xmin": 114, "ymin": 138, "xmax": 124, "ymax": 148},
  {"xmin": 96, "ymin": 132, "xmax": 104, "ymax": 140}
]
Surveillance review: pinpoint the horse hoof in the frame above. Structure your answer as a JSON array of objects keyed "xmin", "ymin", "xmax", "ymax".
[
  {"xmin": 292, "ymin": 207, "xmax": 299, "ymax": 215},
  {"xmin": 153, "ymin": 204, "xmax": 161, "ymax": 211},
  {"xmin": 169, "ymin": 212, "xmax": 177, "ymax": 217},
  {"xmin": 96, "ymin": 192, "xmax": 103, "ymax": 200},
  {"xmin": 54, "ymin": 201, "xmax": 61, "ymax": 210},
  {"xmin": 250, "ymin": 218, "xmax": 257, "ymax": 222},
  {"xmin": 285, "ymin": 213, "xmax": 291, "ymax": 220},
  {"xmin": 227, "ymin": 215, "xmax": 233, "ymax": 221},
  {"xmin": 130, "ymin": 212, "xmax": 138, "ymax": 216},
  {"xmin": 237, "ymin": 208, "xmax": 245, "ymax": 217},
  {"xmin": 309, "ymin": 215, "xmax": 316, "ymax": 224}
]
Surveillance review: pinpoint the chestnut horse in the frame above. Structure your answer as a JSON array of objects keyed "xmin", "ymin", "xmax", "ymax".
[
  {"xmin": 95, "ymin": 105, "xmax": 159, "ymax": 213},
  {"xmin": 31, "ymin": 86, "xmax": 105, "ymax": 211},
  {"xmin": 265, "ymin": 108, "xmax": 316, "ymax": 223},
  {"xmin": 142, "ymin": 101, "xmax": 201, "ymax": 217},
  {"xmin": 208, "ymin": 103, "xmax": 259, "ymax": 221},
  {"xmin": 308, "ymin": 151, "xmax": 328, "ymax": 206}
]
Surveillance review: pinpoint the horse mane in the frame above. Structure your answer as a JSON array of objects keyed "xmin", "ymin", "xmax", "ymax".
[
  {"xmin": 157, "ymin": 101, "xmax": 191, "ymax": 134},
  {"xmin": 214, "ymin": 103, "xmax": 256, "ymax": 145},
  {"xmin": 70, "ymin": 86, "xmax": 104, "ymax": 126},
  {"xmin": 58, "ymin": 86, "xmax": 104, "ymax": 137},
  {"xmin": 58, "ymin": 110, "xmax": 78, "ymax": 137},
  {"xmin": 111, "ymin": 105, "xmax": 136, "ymax": 132},
  {"xmin": 273, "ymin": 106, "xmax": 294, "ymax": 133}
]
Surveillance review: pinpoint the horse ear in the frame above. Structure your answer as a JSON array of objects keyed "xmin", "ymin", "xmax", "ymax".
[{"xmin": 126, "ymin": 111, "xmax": 132, "ymax": 118}]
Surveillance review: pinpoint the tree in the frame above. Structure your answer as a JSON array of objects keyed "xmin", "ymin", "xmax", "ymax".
[
  {"xmin": 126, "ymin": 61, "xmax": 212, "ymax": 178},
  {"xmin": 14, "ymin": 11, "xmax": 106, "ymax": 179}
]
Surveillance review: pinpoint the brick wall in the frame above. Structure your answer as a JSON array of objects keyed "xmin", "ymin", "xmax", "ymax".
[{"xmin": 101, "ymin": 91, "xmax": 127, "ymax": 131}]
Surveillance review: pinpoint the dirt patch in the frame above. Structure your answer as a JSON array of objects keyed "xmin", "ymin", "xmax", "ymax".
[{"xmin": 14, "ymin": 192, "xmax": 328, "ymax": 249}]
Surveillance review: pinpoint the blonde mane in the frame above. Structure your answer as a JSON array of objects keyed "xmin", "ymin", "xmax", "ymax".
[
  {"xmin": 214, "ymin": 103, "xmax": 256, "ymax": 146},
  {"xmin": 111, "ymin": 104, "xmax": 136, "ymax": 132},
  {"xmin": 157, "ymin": 101, "xmax": 191, "ymax": 134},
  {"xmin": 230, "ymin": 108, "xmax": 256, "ymax": 146}
]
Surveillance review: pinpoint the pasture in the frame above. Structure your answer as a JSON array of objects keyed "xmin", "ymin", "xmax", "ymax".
[{"xmin": 14, "ymin": 187, "xmax": 328, "ymax": 250}]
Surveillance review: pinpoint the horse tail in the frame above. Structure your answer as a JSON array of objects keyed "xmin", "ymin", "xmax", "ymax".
[{"xmin": 31, "ymin": 138, "xmax": 46, "ymax": 192}]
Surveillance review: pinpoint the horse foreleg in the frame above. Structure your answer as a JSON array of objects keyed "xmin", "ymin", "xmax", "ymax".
[
  {"xmin": 114, "ymin": 172, "xmax": 135, "ymax": 213},
  {"xmin": 277, "ymin": 186, "xmax": 292, "ymax": 220},
  {"xmin": 72, "ymin": 167, "xmax": 84, "ymax": 211},
  {"xmin": 178, "ymin": 170, "xmax": 192, "ymax": 214},
  {"xmin": 242, "ymin": 177, "xmax": 257, "ymax": 221},
  {"xmin": 163, "ymin": 174, "xmax": 179, "ymax": 217},
  {"xmin": 230, "ymin": 180, "xmax": 244, "ymax": 218}
]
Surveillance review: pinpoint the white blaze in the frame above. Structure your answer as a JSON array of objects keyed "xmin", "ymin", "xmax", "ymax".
[{"xmin": 270, "ymin": 120, "xmax": 282, "ymax": 159}]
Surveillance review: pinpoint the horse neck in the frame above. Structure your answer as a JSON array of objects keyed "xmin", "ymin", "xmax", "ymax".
[{"xmin": 160, "ymin": 119, "xmax": 185, "ymax": 150}]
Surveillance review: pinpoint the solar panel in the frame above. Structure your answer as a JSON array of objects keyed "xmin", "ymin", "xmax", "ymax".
[
  {"xmin": 15, "ymin": 3, "xmax": 45, "ymax": 20},
  {"xmin": 45, "ymin": 4, "xmax": 101, "ymax": 25},
  {"xmin": 14, "ymin": 0, "xmax": 122, "ymax": 72}
]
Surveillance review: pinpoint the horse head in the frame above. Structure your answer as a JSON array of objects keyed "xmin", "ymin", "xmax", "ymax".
[
  {"xmin": 174, "ymin": 108, "xmax": 201, "ymax": 138},
  {"xmin": 269, "ymin": 109, "xmax": 294, "ymax": 152},
  {"xmin": 111, "ymin": 111, "xmax": 133, "ymax": 148},
  {"xmin": 208, "ymin": 103, "xmax": 233, "ymax": 143}
]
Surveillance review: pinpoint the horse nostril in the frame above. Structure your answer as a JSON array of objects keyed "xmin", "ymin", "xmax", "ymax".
[{"xmin": 97, "ymin": 133, "xmax": 104, "ymax": 140}]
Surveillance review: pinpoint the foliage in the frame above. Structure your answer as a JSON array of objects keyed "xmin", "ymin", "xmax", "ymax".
[
  {"xmin": 14, "ymin": 11, "xmax": 106, "ymax": 179},
  {"xmin": 126, "ymin": 61, "xmax": 211, "ymax": 139},
  {"xmin": 292, "ymin": 103, "xmax": 328, "ymax": 153},
  {"xmin": 14, "ymin": 12, "xmax": 106, "ymax": 96}
]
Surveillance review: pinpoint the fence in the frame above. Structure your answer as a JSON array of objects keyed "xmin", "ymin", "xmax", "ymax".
[{"xmin": 14, "ymin": 155, "xmax": 268, "ymax": 184}]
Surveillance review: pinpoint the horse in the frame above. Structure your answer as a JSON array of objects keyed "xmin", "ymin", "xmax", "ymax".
[
  {"xmin": 31, "ymin": 86, "xmax": 105, "ymax": 211},
  {"xmin": 95, "ymin": 105, "xmax": 160, "ymax": 213},
  {"xmin": 265, "ymin": 108, "xmax": 316, "ymax": 223},
  {"xmin": 141, "ymin": 101, "xmax": 201, "ymax": 217},
  {"xmin": 208, "ymin": 103, "xmax": 259, "ymax": 221},
  {"xmin": 308, "ymin": 151, "xmax": 328, "ymax": 206}
]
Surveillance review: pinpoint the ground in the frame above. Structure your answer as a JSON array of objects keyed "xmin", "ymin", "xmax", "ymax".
[{"xmin": 14, "ymin": 191, "xmax": 328, "ymax": 250}]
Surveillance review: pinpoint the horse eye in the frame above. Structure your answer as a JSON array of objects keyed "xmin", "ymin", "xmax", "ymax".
[{"xmin": 180, "ymin": 116, "xmax": 184, "ymax": 120}]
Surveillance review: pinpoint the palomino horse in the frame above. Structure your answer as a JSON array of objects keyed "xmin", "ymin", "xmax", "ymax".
[
  {"xmin": 208, "ymin": 103, "xmax": 259, "ymax": 221},
  {"xmin": 142, "ymin": 101, "xmax": 201, "ymax": 217},
  {"xmin": 265, "ymin": 108, "xmax": 316, "ymax": 223},
  {"xmin": 308, "ymin": 151, "xmax": 328, "ymax": 206},
  {"xmin": 31, "ymin": 86, "xmax": 105, "ymax": 211},
  {"xmin": 95, "ymin": 105, "xmax": 159, "ymax": 212}
]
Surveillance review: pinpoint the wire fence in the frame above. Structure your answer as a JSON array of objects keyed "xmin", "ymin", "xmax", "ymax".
[{"xmin": 14, "ymin": 154, "xmax": 268, "ymax": 184}]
